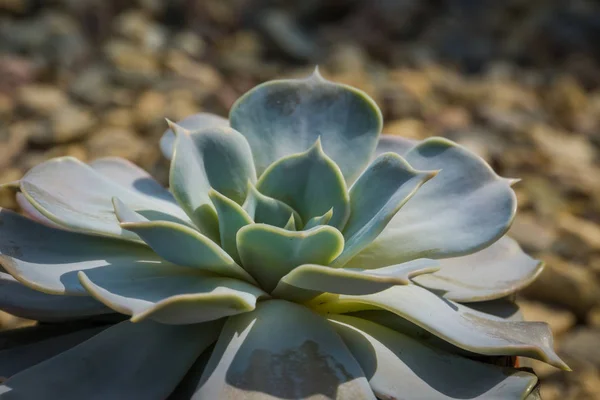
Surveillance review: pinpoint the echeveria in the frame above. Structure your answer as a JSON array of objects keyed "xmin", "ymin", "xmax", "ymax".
[{"xmin": 0, "ymin": 70, "xmax": 567, "ymax": 399}]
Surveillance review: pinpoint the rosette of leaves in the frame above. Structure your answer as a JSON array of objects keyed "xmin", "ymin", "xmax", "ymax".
[{"xmin": 0, "ymin": 70, "xmax": 567, "ymax": 399}]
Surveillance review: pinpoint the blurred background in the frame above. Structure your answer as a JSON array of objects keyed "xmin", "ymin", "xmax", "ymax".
[{"xmin": 0, "ymin": 0, "xmax": 599, "ymax": 398}]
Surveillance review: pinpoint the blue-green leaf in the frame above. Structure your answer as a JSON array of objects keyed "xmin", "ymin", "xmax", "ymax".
[
  {"xmin": 168, "ymin": 122, "xmax": 256, "ymax": 239},
  {"xmin": 329, "ymin": 315, "xmax": 539, "ymax": 400},
  {"xmin": 242, "ymin": 184, "xmax": 302, "ymax": 229},
  {"xmin": 0, "ymin": 271, "xmax": 110, "ymax": 322},
  {"xmin": 230, "ymin": 70, "xmax": 382, "ymax": 183},
  {"xmin": 19, "ymin": 157, "xmax": 191, "ymax": 240},
  {"xmin": 272, "ymin": 259, "xmax": 439, "ymax": 299},
  {"xmin": 160, "ymin": 112, "xmax": 229, "ymax": 159},
  {"xmin": 115, "ymin": 198, "xmax": 255, "ymax": 284},
  {"xmin": 257, "ymin": 139, "xmax": 350, "ymax": 229},
  {"xmin": 303, "ymin": 208, "xmax": 333, "ymax": 230},
  {"xmin": 413, "ymin": 237, "xmax": 544, "ymax": 302},
  {"xmin": 0, "ymin": 320, "xmax": 222, "ymax": 399},
  {"xmin": 208, "ymin": 190, "xmax": 253, "ymax": 264},
  {"xmin": 333, "ymin": 153, "xmax": 437, "ymax": 267},
  {"xmin": 348, "ymin": 137, "xmax": 517, "ymax": 268},
  {"xmin": 237, "ymin": 224, "xmax": 344, "ymax": 292},
  {"xmin": 315, "ymin": 284, "xmax": 568, "ymax": 370},
  {"xmin": 78, "ymin": 263, "xmax": 266, "ymax": 324},
  {"xmin": 0, "ymin": 209, "xmax": 163, "ymax": 295},
  {"xmin": 193, "ymin": 300, "xmax": 375, "ymax": 399}
]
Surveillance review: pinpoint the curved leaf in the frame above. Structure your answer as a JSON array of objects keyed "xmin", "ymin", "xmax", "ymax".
[
  {"xmin": 168, "ymin": 123, "xmax": 256, "ymax": 239},
  {"xmin": 256, "ymin": 139, "xmax": 350, "ymax": 229},
  {"xmin": 329, "ymin": 315, "xmax": 539, "ymax": 400},
  {"xmin": 0, "ymin": 271, "xmax": 110, "ymax": 322},
  {"xmin": 115, "ymin": 199, "xmax": 255, "ymax": 284},
  {"xmin": 0, "ymin": 327, "xmax": 105, "ymax": 379},
  {"xmin": 194, "ymin": 300, "xmax": 375, "ymax": 399},
  {"xmin": 347, "ymin": 137, "xmax": 517, "ymax": 268},
  {"xmin": 15, "ymin": 193, "xmax": 63, "ymax": 229},
  {"xmin": 0, "ymin": 320, "xmax": 222, "ymax": 399},
  {"xmin": 160, "ymin": 112, "xmax": 229, "ymax": 159},
  {"xmin": 373, "ymin": 134, "xmax": 418, "ymax": 159},
  {"xmin": 230, "ymin": 70, "xmax": 382, "ymax": 184},
  {"xmin": 304, "ymin": 208, "xmax": 333, "ymax": 230},
  {"xmin": 237, "ymin": 224, "xmax": 344, "ymax": 292},
  {"xmin": 272, "ymin": 259, "xmax": 439, "ymax": 300},
  {"xmin": 19, "ymin": 157, "xmax": 190, "ymax": 240},
  {"xmin": 315, "ymin": 284, "xmax": 568, "ymax": 369},
  {"xmin": 0, "ymin": 209, "xmax": 162, "ymax": 295},
  {"xmin": 242, "ymin": 184, "xmax": 302, "ymax": 229},
  {"xmin": 413, "ymin": 237, "xmax": 544, "ymax": 302},
  {"xmin": 333, "ymin": 152, "xmax": 437, "ymax": 267},
  {"xmin": 209, "ymin": 190, "xmax": 253, "ymax": 264},
  {"xmin": 78, "ymin": 263, "xmax": 266, "ymax": 324}
]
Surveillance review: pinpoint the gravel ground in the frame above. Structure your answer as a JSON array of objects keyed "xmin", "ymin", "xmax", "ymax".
[{"xmin": 1, "ymin": 1, "xmax": 600, "ymax": 398}]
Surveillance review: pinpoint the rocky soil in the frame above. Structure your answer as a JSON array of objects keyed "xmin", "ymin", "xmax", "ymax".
[{"xmin": 1, "ymin": 1, "xmax": 600, "ymax": 398}]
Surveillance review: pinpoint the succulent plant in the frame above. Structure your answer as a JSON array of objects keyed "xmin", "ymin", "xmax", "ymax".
[{"xmin": 0, "ymin": 70, "xmax": 568, "ymax": 399}]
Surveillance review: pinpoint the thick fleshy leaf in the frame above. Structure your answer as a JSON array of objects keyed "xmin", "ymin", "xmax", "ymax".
[
  {"xmin": 90, "ymin": 157, "xmax": 178, "ymax": 205},
  {"xmin": 78, "ymin": 263, "xmax": 266, "ymax": 324},
  {"xmin": 194, "ymin": 300, "xmax": 375, "ymax": 399},
  {"xmin": 0, "ymin": 271, "xmax": 110, "ymax": 322},
  {"xmin": 304, "ymin": 208, "xmax": 333, "ymax": 230},
  {"xmin": 347, "ymin": 137, "xmax": 517, "ymax": 268},
  {"xmin": 242, "ymin": 184, "xmax": 302, "ymax": 229},
  {"xmin": 237, "ymin": 224, "xmax": 344, "ymax": 292},
  {"xmin": 209, "ymin": 190, "xmax": 253, "ymax": 264},
  {"xmin": 15, "ymin": 193, "xmax": 63, "ymax": 229},
  {"xmin": 333, "ymin": 153, "xmax": 437, "ymax": 267},
  {"xmin": 0, "ymin": 209, "xmax": 163, "ymax": 295},
  {"xmin": 115, "ymin": 199, "xmax": 255, "ymax": 283},
  {"xmin": 169, "ymin": 123, "xmax": 256, "ymax": 236},
  {"xmin": 0, "ymin": 327, "xmax": 105, "ymax": 379},
  {"xmin": 349, "ymin": 299, "xmax": 525, "ymax": 357},
  {"xmin": 315, "ymin": 284, "xmax": 568, "ymax": 369},
  {"xmin": 230, "ymin": 70, "xmax": 382, "ymax": 183},
  {"xmin": 413, "ymin": 237, "xmax": 544, "ymax": 302},
  {"xmin": 256, "ymin": 139, "xmax": 350, "ymax": 229},
  {"xmin": 160, "ymin": 112, "xmax": 229, "ymax": 159},
  {"xmin": 272, "ymin": 259, "xmax": 439, "ymax": 299},
  {"xmin": 19, "ymin": 157, "xmax": 190, "ymax": 239},
  {"xmin": 0, "ymin": 319, "xmax": 222, "ymax": 399},
  {"xmin": 329, "ymin": 315, "xmax": 538, "ymax": 400}
]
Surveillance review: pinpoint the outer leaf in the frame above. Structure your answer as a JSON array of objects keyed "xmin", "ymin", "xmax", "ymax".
[
  {"xmin": 15, "ymin": 193, "xmax": 62, "ymax": 229},
  {"xmin": 315, "ymin": 284, "xmax": 568, "ymax": 369},
  {"xmin": 78, "ymin": 264, "xmax": 266, "ymax": 324},
  {"xmin": 89, "ymin": 157, "xmax": 177, "ymax": 205},
  {"xmin": 0, "ymin": 328, "xmax": 104, "ymax": 379},
  {"xmin": 237, "ymin": 224, "xmax": 344, "ymax": 292},
  {"xmin": 209, "ymin": 190, "xmax": 253, "ymax": 264},
  {"xmin": 230, "ymin": 69, "xmax": 383, "ymax": 183},
  {"xmin": 0, "ymin": 320, "xmax": 222, "ymax": 399},
  {"xmin": 256, "ymin": 139, "xmax": 350, "ymax": 229},
  {"xmin": 348, "ymin": 137, "xmax": 517, "ymax": 268},
  {"xmin": 373, "ymin": 135, "xmax": 418, "ymax": 159},
  {"xmin": 329, "ymin": 315, "xmax": 539, "ymax": 400},
  {"xmin": 0, "ymin": 209, "xmax": 163, "ymax": 295},
  {"xmin": 272, "ymin": 259, "xmax": 439, "ymax": 299},
  {"xmin": 242, "ymin": 184, "xmax": 302, "ymax": 229},
  {"xmin": 333, "ymin": 152, "xmax": 437, "ymax": 267},
  {"xmin": 413, "ymin": 237, "xmax": 544, "ymax": 302},
  {"xmin": 115, "ymin": 199, "xmax": 255, "ymax": 284},
  {"xmin": 194, "ymin": 300, "xmax": 375, "ymax": 399},
  {"xmin": 0, "ymin": 271, "xmax": 110, "ymax": 322},
  {"xmin": 169, "ymin": 123, "xmax": 256, "ymax": 239},
  {"xmin": 19, "ymin": 157, "xmax": 191, "ymax": 240},
  {"xmin": 160, "ymin": 112, "xmax": 229, "ymax": 159}
]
